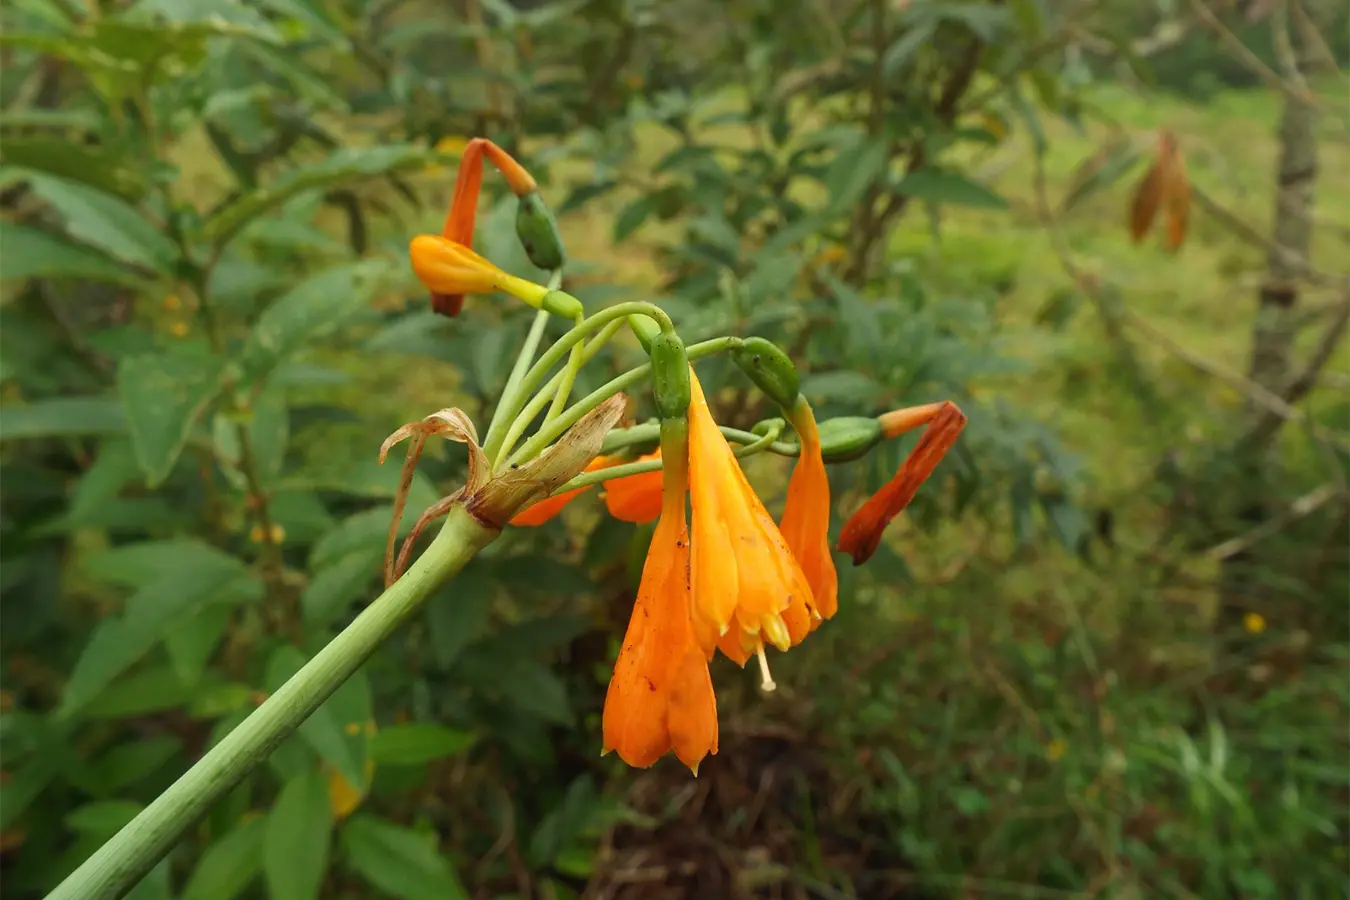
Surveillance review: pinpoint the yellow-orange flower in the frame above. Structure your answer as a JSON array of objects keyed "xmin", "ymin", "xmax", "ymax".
[
  {"xmin": 602, "ymin": 430, "xmax": 718, "ymax": 773},
  {"xmin": 602, "ymin": 451, "xmax": 664, "ymax": 523},
  {"xmin": 431, "ymin": 138, "xmax": 539, "ymax": 317},
  {"xmin": 838, "ymin": 401, "xmax": 966, "ymax": 565},
  {"xmin": 509, "ymin": 456, "xmax": 616, "ymax": 526},
  {"xmin": 686, "ymin": 371, "xmax": 816, "ymax": 670},
  {"xmin": 780, "ymin": 399, "xmax": 838, "ymax": 623},
  {"xmin": 409, "ymin": 236, "xmax": 548, "ymax": 307}
]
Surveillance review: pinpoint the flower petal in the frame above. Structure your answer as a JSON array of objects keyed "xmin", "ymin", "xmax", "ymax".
[
  {"xmin": 602, "ymin": 451, "xmax": 664, "ymax": 523},
  {"xmin": 780, "ymin": 399, "xmax": 837, "ymax": 622}
]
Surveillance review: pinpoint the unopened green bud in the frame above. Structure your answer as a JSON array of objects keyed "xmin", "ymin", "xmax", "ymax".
[
  {"xmin": 541, "ymin": 290, "xmax": 583, "ymax": 319},
  {"xmin": 817, "ymin": 416, "xmax": 884, "ymax": 463},
  {"xmin": 515, "ymin": 191, "xmax": 566, "ymax": 271},
  {"xmin": 732, "ymin": 337, "xmax": 799, "ymax": 409},
  {"xmin": 649, "ymin": 331, "xmax": 691, "ymax": 420}
]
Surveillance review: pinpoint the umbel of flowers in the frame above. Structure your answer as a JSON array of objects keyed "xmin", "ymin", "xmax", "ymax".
[{"xmin": 389, "ymin": 138, "xmax": 967, "ymax": 775}]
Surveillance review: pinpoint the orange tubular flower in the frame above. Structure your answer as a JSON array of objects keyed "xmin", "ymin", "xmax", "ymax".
[
  {"xmin": 837, "ymin": 401, "xmax": 967, "ymax": 565},
  {"xmin": 602, "ymin": 451, "xmax": 664, "ymax": 523},
  {"xmin": 409, "ymin": 236, "xmax": 548, "ymax": 308},
  {"xmin": 686, "ymin": 371, "xmax": 816, "ymax": 676},
  {"xmin": 602, "ymin": 425, "xmax": 718, "ymax": 773},
  {"xmin": 430, "ymin": 138, "xmax": 539, "ymax": 317},
  {"xmin": 779, "ymin": 399, "xmax": 838, "ymax": 623},
  {"xmin": 509, "ymin": 456, "xmax": 616, "ymax": 526}
]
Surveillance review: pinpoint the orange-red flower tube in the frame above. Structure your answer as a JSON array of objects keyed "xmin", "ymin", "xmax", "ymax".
[
  {"xmin": 837, "ymin": 401, "xmax": 966, "ymax": 565},
  {"xmin": 780, "ymin": 398, "xmax": 838, "ymax": 623}
]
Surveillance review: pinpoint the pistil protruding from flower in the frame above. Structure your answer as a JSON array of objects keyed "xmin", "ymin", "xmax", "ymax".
[{"xmin": 755, "ymin": 646, "xmax": 777, "ymax": 693}]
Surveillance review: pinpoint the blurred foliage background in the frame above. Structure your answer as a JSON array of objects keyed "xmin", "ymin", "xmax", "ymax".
[{"xmin": 2, "ymin": 0, "xmax": 1348, "ymax": 897}]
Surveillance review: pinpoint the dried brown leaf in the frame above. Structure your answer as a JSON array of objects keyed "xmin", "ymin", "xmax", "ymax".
[
  {"xmin": 1128, "ymin": 161, "xmax": 1162, "ymax": 243},
  {"xmin": 468, "ymin": 393, "xmax": 628, "ymax": 529}
]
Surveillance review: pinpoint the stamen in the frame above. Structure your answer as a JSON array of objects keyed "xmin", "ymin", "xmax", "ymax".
[
  {"xmin": 762, "ymin": 614, "xmax": 791, "ymax": 652},
  {"xmin": 755, "ymin": 644, "xmax": 777, "ymax": 693}
]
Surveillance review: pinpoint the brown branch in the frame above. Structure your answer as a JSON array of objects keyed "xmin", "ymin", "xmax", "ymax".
[
  {"xmin": 1186, "ymin": 0, "xmax": 1322, "ymax": 104},
  {"xmin": 1204, "ymin": 481, "xmax": 1346, "ymax": 560},
  {"xmin": 844, "ymin": 37, "xmax": 984, "ymax": 285},
  {"xmin": 1191, "ymin": 185, "xmax": 1343, "ymax": 288},
  {"xmin": 1239, "ymin": 287, "xmax": 1350, "ymax": 448}
]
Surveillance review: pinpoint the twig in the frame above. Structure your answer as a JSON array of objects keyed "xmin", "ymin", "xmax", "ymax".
[
  {"xmin": 1238, "ymin": 287, "xmax": 1350, "ymax": 449},
  {"xmin": 1190, "ymin": 185, "xmax": 1343, "ymax": 288},
  {"xmin": 1290, "ymin": 0, "xmax": 1344, "ymax": 78},
  {"xmin": 1186, "ymin": 0, "xmax": 1321, "ymax": 105},
  {"xmin": 1204, "ymin": 481, "xmax": 1345, "ymax": 560}
]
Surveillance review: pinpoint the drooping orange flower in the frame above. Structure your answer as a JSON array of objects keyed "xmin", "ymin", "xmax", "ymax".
[
  {"xmin": 686, "ymin": 370, "xmax": 816, "ymax": 671},
  {"xmin": 409, "ymin": 236, "xmax": 548, "ymax": 307},
  {"xmin": 602, "ymin": 430, "xmax": 718, "ymax": 773},
  {"xmin": 509, "ymin": 456, "xmax": 617, "ymax": 526},
  {"xmin": 779, "ymin": 399, "xmax": 838, "ymax": 623},
  {"xmin": 837, "ymin": 401, "xmax": 966, "ymax": 565},
  {"xmin": 432, "ymin": 138, "xmax": 539, "ymax": 317},
  {"xmin": 602, "ymin": 451, "xmax": 664, "ymax": 523}
]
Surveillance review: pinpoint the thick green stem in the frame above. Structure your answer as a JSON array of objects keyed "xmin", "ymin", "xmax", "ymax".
[
  {"xmin": 482, "ymin": 301, "xmax": 674, "ymax": 461},
  {"xmin": 47, "ymin": 507, "xmax": 499, "ymax": 900},
  {"xmin": 507, "ymin": 335, "xmax": 744, "ymax": 468}
]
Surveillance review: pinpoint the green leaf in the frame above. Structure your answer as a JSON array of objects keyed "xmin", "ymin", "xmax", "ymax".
[
  {"xmin": 82, "ymin": 538, "xmax": 240, "ymax": 588},
  {"xmin": 264, "ymin": 770, "xmax": 333, "ymax": 900},
  {"xmin": 65, "ymin": 800, "xmax": 144, "ymax": 839},
  {"xmin": 1034, "ymin": 287, "xmax": 1082, "ymax": 331},
  {"xmin": 0, "ymin": 136, "xmax": 146, "ymax": 199},
  {"xmin": 425, "ymin": 566, "xmax": 493, "ymax": 668},
  {"xmin": 882, "ymin": 21, "xmax": 935, "ymax": 79},
  {"xmin": 183, "ymin": 817, "xmax": 267, "ymax": 900},
  {"xmin": 118, "ymin": 349, "xmax": 225, "ymax": 486},
  {"xmin": 824, "ymin": 135, "xmax": 891, "ymax": 213},
  {"xmin": 0, "ymin": 221, "xmax": 140, "ymax": 285},
  {"xmin": 23, "ymin": 171, "xmax": 177, "ymax": 272},
  {"xmin": 612, "ymin": 194, "xmax": 658, "ymax": 242},
  {"xmin": 369, "ymin": 724, "xmax": 477, "ymax": 766},
  {"xmin": 165, "ymin": 603, "xmax": 233, "ymax": 686},
  {"xmin": 206, "ymin": 146, "xmax": 433, "ymax": 248},
  {"xmin": 249, "ymin": 385, "xmax": 290, "ymax": 486},
  {"xmin": 82, "ymin": 664, "xmax": 192, "ymax": 720},
  {"xmin": 237, "ymin": 260, "xmax": 389, "ymax": 386},
  {"xmin": 81, "ymin": 736, "xmax": 182, "ymax": 795},
  {"xmin": 301, "ymin": 549, "xmax": 381, "ymax": 628},
  {"xmin": 61, "ymin": 545, "xmax": 259, "ymax": 717},
  {"xmin": 895, "ymin": 169, "xmax": 1008, "ymax": 209},
  {"xmin": 235, "ymin": 39, "xmax": 347, "ymax": 113},
  {"xmin": 799, "ymin": 371, "xmax": 884, "ymax": 405},
  {"xmin": 341, "ymin": 816, "xmax": 468, "ymax": 900},
  {"xmin": 0, "ymin": 396, "xmax": 126, "ymax": 441}
]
